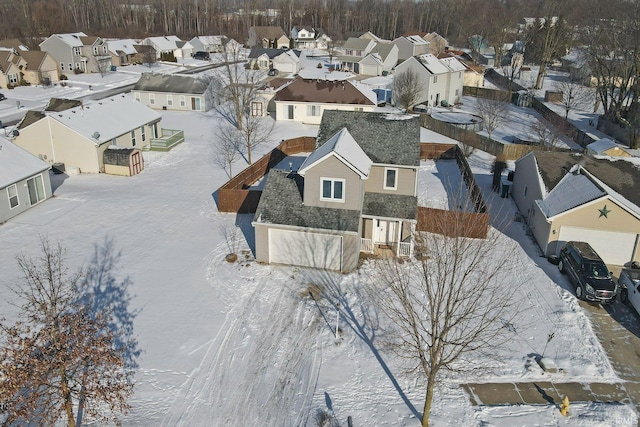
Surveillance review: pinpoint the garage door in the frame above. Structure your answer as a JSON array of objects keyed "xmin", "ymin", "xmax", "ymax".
[
  {"xmin": 269, "ymin": 229, "xmax": 343, "ymax": 271},
  {"xmin": 558, "ymin": 226, "xmax": 638, "ymax": 265}
]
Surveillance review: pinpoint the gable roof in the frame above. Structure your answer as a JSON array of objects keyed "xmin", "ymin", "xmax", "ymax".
[
  {"xmin": 298, "ymin": 128, "xmax": 372, "ymax": 178},
  {"xmin": 252, "ymin": 26, "xmax": 287, "ymax": 40},
  {"xmin": 274, "ymin": 78, "xmax": 376, "ymax": 106},
  {"xmin": 37, "ymin": 96, "xmax": 160, "ymax": 144},
  {"xmin": 144, "ymin": 36, "xmax": 181, "ymax": 51},
  {"xmin": 372, "ymin": 42, "xmax": 396, "ymax": 61},
  {"xmin": 0, "ymin": 136, "xmax": 50, "ymax": 188},
  {"xmin": 108, "ymin": 39, "xmax": 138, "ymax": 55},
  {"xmin": 440, "ymin": 56, "xmax": 466, "ymax": 72},
  {"xmin": 538, "ymin": 172, "xmax": 606, "ymax": 217},
  {"xmin": 248, "ymin": 47, "xmax": 291, "ymax": 59},
  {"xmin": 317, "ymin": 111, "xmax": 421, "ymax": 166},
  {"xmin": 587, "ymin": 138, "xmax": 630, "ymax": 156},
  {"xmin": 42, "ymin": 33, "xmax": 88, "ymax": 48},
  {"xmin": 133, "ymin": 73, "xmax": 210, "ymax": 94},
  {"xmin": 415, "ymin": 54, "xmax": 450, "ymax": 74},
  {"xmin": 531, "ymin": 151, "xmax": 640, "ymax": 211},
  {"xmin": 0, "ymin": 39, "xmax": 28, "ymax": 52},
  {"xmin": 253, "ymin": 170, "xmax": 360, "ymax": 231},
  {"xmin": 343, "ymin": 37, "xmax": 375, "ymax": 51}
]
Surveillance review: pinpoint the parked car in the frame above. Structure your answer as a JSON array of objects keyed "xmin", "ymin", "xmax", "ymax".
[
  {"xmin": 619, "ymin": 266, "xmax": 640, "ymax": 314},
  {"xmin": 192, "ymin": 51, "xmax": 210, "ymax": 60},
  {"xmin": 267, "ymin": 68, "xmax": 278, "ymax": 76},
  {"xmin": 558, "ymin": 241, "xmax": 617, "ymax": 303},
  {"xmin": 0, "ymin": 93, "xmax": 6, "ymax": 101}
]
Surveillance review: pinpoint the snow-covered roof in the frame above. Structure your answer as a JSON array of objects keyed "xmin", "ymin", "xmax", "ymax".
[
  {"xmin": 191, "ymin": 35, "xmax": 224, "ymax": 45},
  {"xmin": 0, "ymin": 136, "xmax": 50, "ymax": 188},
  {"xmin": 587, "ymin": 138, "xmax": 629, "ymax": 156},
  {"xmin": 538, "ymin": 172, "xmax": 606, "ymax": 218},
  {"xmin": 440, "ymin": 56, "xmax": 466, "ymax": 72},
  {"xmin": 144, "ymin": 36, "xmax": 182, "ymax": 51},
  {"xmin": 405, "ymin": 35, "xmax": 429, "ymax": 45},
  {"xmin": 44, "ymin": 96, "xmax": 161, "ymax": 145},
  {"xmin": 298, "ymin": 128, "xmax": 372, "ymax": 178},
  {"xmin": 108, "ymin": 39, "xmax": 138, "ymax": 55},
  {"xmin": 416, "ymin": 54, "xmax": 449, "ymax": 74},
  {"xmin": 48, "ymin": 32, "xmax": 88, "ymax": 48}
]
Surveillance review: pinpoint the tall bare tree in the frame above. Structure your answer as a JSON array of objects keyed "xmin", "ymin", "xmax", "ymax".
[
  {"xmin": 0, "ymin": 238, "xmax": 134, "ymax": 427},
  {"xmin": 475, "ymin": 94, "xmax": 509, "ymax": 142},
  {"xmin": 556, "ymin": 80, "xmax": 591, "ymax": 119},
  {"xmin": 393, "ymin": 68, "xmax": 424, "ymax": 111},
  {"xmin": 524, "ymin": 12, "xmax": 571, "ymax": 89},
  {"xmin": 371, "ymin": 216, "xmax": 521, "ymax": 427}
]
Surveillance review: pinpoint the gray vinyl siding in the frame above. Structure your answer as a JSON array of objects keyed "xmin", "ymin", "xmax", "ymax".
[
  {"xmin": 364, "ymin": 165, "xmax": 416, "ymax": 196},
  {"xmin": 0, "ymin": 172, "xmax": 52, "ymax": 223},
  {"xmin": 254, "ymin": 224, "xmax": 270, "ymax": 263},
  {"xmin": 512, "ymin": 153, "xmax": 545, "ymax": 224},
  {"xmin": 133, "ymin": 90, "xmax": 207, "ymax": 111},
  {"xmin": 303, "ymin": 155, "xmax": 363, "ymax": 210}
]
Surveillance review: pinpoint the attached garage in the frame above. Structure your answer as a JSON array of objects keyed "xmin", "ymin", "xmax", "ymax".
[
  {"xmin": 268, "ymin": 228, "xmax": 343, "ymax": 270},
  {"xmin": 558, "ymin": 226, "xmax": 638, "ymax": 266}
]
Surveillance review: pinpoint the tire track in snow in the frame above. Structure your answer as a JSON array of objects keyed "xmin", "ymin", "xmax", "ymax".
[{"xmin": 162, "ymin": 268, "xmax": 323, "ymax": 426}]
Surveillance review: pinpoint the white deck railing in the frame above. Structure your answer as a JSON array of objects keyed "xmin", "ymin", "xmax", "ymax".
[
  {"xmin": 360, "ymin": 238, "xmax": 374, "ymax": 253},
  {"xmin": 397, "ymin": 242, "xmax": 412, "ymax": 258}
]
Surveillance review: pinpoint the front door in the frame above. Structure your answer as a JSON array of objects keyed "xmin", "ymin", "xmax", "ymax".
[
  {"xmin": 287, "ymin": 105, "xmax": 294, "ymax": 120},
  {"xmin": 374, "ymin": 220, "xmax": 397, "ymax": 244}
]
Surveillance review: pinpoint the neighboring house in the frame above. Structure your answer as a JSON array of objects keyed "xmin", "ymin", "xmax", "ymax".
[
  {"xmin": 174, "ymin": 41, "xmax": 194, "ymax": 58},
  {"xmin": 392, "ymin": 35, "xmax": 430, "ymax": 62},
  {"xmin": 248, "ymin": 48, "xmax": 303, "ymax": 73},
  {"xmin": 290, "ymin": 26, "xmax": 331, "ymax": 49},
  {"xmin": 438, "ymin": 49, "xmax": 485, "ymax": 87},
  {"xmin": 189, "ymin": 35, "xmax": 229, "ymax": 53},
  {"xmin": 393, "ymin": 54, "xmax": 465, "ymax": 107},
  {"xmin": 141, "ymin": 35, "xmax": 182, "ymax": 59},
  {"xmin": 132, "ymin": 73, "xmax": 213, "ymax": 111},
  {"xmin": 471, "ymin": 47, "xmax": 496, "ymax": 67},
  {"xmin": 0, "ymin": 39, "xmax": 60, "ymax": 87},
  {"xmin": 13, "ymin": 96, "xmax": 163, "ymax": 173},
  {"xmin": 252, "ymin": 111, "xmax": 420, "ymax": 272},
  {"xmin": 359, "ymin": 31, "xmax": 390, "ymax": 43},
  {"xmin": 274, "ymin": 78, "xmax": 376, "ymax": 124},
  {"xmin": 0, "ymin": 136, "xmax": 52, "ymax": 223},
  {"xmin": 338, "ymin": 37, "xmax": 399, "ymax": 76},
  {"xmin": 40, "ymin": 32, "xmax": 111, "ymax": 74},
  {"xmin": 247, "ymin": 26, "xmax": 290, "ymax": 49},
  {"xmin": 586, "ymin": 138, "xmax": 632, "ymax": 157},
  {"xmin": 107, "ymin": 39, "xmax": 138, "ymax": 66},
  {"xmin": 423, "ymin": 32, "xmax": 448, "ymax": 55},
  {"xmin": 512, "ymin": 151, "xmax": 640, "ymax": 265}
]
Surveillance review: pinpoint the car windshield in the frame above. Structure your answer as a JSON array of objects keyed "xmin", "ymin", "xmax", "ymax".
[
  {"xmin": 623, "ymin": 269, "xmax": 640, "ymax": 284},
  {"xmin": 584, "ymin": 262, "xmax": 609, "ymax": 278}
]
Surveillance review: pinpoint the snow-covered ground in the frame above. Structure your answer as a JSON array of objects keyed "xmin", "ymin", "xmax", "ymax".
[
  {"xmin": 0, "ymin": 99, "xmax": 635, "ymax": 425},
  {"xmin": 0, "ymin": 58, "xmax": 637, "ymax": 424}
]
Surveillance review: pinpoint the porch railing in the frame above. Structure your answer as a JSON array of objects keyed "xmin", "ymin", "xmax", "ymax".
[
  {"xmin": 397, "ymin": 242, "xmax": 412, "ymax": 258},
  {"xmin": 360, "ymin": 238, "xmax": 374, "ymax": 254},
  {"xmin": 149, "ymin": 129, "xmax": 185, "ymax": 151}
]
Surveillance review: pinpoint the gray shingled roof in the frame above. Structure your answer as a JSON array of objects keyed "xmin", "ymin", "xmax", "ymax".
[
  {"xmin": 533, "ymin": 151, "xmax": 640, "ymax": 208},
  {"xmin": 362, "ymin": 193, "xmax": 417, "ymax": 219},
  {"xmin": 538, "ymin": 173, "xmax": 606, "ymax": 217},
  {"xmin": 133, "ymin": 73, "xmax": 210, "ymax": 95},
  {"xmin": 317, "ymin": 111, "xmax": 421, "ymax": 166},
  {"xmin": 254, "ymin": 170, "xmax": 360, "ymax": 232}
]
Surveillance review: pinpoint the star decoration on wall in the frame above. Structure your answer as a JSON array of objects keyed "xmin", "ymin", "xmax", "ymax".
[{"xmin": 598, "ymin": 205, "xmax": 611, "ymax": 218}]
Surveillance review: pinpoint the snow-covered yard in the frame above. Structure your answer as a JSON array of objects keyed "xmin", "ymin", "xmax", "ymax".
[{"xmin": 0, "ymin": 91, "xmax": 636, "ymax": 424}]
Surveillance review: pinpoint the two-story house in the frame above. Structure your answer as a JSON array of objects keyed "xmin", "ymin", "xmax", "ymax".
[
  {"xmin": 392, "ymin": 35, "xmax": 430, "ymax": 62},
  {"xmin": 338, "ymin": 38, "xmax": 398, "ymax": 76},
  {"xmin": 40, "ymin": 32, "xmax": 111, "ymax": 74},
  {"xmin": 107, "ymin": 39, "xmax": 138, "ymax": 66},
  {"xmin": 247, "ymin": 47, "xmax": 303, "ymax": 73},
  {"xmin": 252, "ymin": 111, "xmax": 420, "ymax": 272},
  {"xmin": 0, "ymin": 39, "xmax": 60, "ymax": 88},
  {"xmin": 290, "ymin": 26, "xmax": 331, "ymax": 49},
  {"xmin": 393, "ymin": 53, "xmax": 464, "ymax": 107},
  {"xmin": 338, "ymin": 37, "xmax": 376, "ymax": 74},
  {"xmin": 247, "ymin": 26, "xmax": 290, "ymax": 49}
]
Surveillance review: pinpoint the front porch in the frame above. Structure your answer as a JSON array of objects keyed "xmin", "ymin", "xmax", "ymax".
[{"xmin": 360, "ymin": 217, "xmax": 414, "ymax": 258}]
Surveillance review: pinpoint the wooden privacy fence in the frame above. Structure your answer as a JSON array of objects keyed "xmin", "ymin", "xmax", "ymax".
[
  {"xmin": 216, "ymin": 136, "xmax": 316, "ymax": 213},
  {"xmin": 417, "ymin": 144, "xmax": 490, "ymax": 239}
]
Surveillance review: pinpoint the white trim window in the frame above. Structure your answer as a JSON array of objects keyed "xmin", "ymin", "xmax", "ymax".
[
  {"xmin": 320, "ymin": 178, "xmax": 345, "ymax": 202},
  {"xmin": 141, "ymin": 126, "xmax": 146, "ymax": 142},
  {"xmin": 307, "ymin": 105, "xmax": 321, "ymax": 117},
  {"xmin": 60, "ymin": 62, "xmax": 65, "ymax": 71},
  {"xmin": 149, "ymin": 93, "xmax": 155, "ymax": 105},
  {"xmin": 7, "ymin": 184, "xmax": 19, "ymax": 209},
  {"xmin": 130, "ymin": 130, "xmax": 136, "ymax": 146},
  {"xmin": 26, "ymin": 175, "xmax": 45, "ymax": 206},
  {"xmin": 180, "ymin": 95, "xmax": 186, "ymax": 107},
  {"xmin": 134, "ymin": 92, "xmax": 140, "ymax": 101},
  {"xmin": 73, "ymin": 47, "xmax": 81, "ymax": 56},
  {"xmin": 8, "ymin": 73, "xmax": 19, "ymax": 84},
  {"xmin": 384, "ymin": 167, "xmax": 398, "ymax": 190},
  {"xmin": 167, "ymin": 94, "xmax": 173, "ymax": 106}
]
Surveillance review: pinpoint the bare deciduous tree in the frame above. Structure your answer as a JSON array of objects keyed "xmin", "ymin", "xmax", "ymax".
[
  {"xmin": 556, "ymin": 80, "xmax": 591, "ymax": 119},
  {"xmin": 475, "ymin": 94, "xmax": 509, "ymax": 142},
  {"xmin": 531, "ymin": 118, "xmax": 564, "ymax": 149},
  {"xmin": 371, "ymin": 217, "xmax": 521, "ymax": 427},
  {"xmin": 393, "ymin": 68, "xmax": 424, "ymax": 111},
  {"xmin": 213, "ymin": 121, "xmax": 245, "ymax": 177},
  {"xmin": 0, "ymin": 238, "xmax": 135, "ymax": 427}
]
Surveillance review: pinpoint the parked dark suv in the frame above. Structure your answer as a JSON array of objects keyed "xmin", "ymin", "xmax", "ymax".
[
  {"xmin": 192, "ymin": 51, "xmax": 210, "ymax": 60},
  {"xmin": 558, "ymin": 241, "xmax": 617, "ymax": 303}
]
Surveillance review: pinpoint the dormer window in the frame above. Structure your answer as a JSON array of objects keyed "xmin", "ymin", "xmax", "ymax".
[
  {"xmin": 384, "ymin": 168, "xmax": 398, "ymax": 190},
  {"xmin": 321, "ymin": 178, "xmax": 344, "ymax": 202}
]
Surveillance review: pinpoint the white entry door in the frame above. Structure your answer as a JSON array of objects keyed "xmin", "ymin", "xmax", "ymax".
[{"xmin": 375, "ymin": 220, "xmax": 396, "ymax": 244}]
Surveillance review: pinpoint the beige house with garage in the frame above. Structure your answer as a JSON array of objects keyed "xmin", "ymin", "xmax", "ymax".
[
  {"xmin": 512, "ymin": 151, "xmax": 640, "ymax": 266},
  {"xmin": 252, "ymin": 111, "xmax": 420, "ymax": 272},
  {"xmin": 13, "ymin": 96, "xmax": 163, "ymax": 174}
]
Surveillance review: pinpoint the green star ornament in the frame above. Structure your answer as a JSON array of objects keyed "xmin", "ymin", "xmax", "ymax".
[{"xmin": 598, "ymin": 205, "xmax": 611, "ymax": 218}]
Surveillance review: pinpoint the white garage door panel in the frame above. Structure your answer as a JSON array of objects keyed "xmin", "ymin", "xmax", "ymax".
[
  {"xmin": 269, "ymin": 229, "xmax": 343, "ymax": 270},
  {"xmin": 558, "ymin": 226, "xmax": 637, "ymax": 265}
]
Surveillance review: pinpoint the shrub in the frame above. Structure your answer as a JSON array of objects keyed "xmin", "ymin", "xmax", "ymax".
[
  {"xmin": 316, "ymin": 62, "xmax": 322, "ymax": 68},
  {"xmin": 73, "ymin": 68, "xmax": 84, "ymax": 74},
  {"xmin": 60, "ymin": 74, "xmax": 68, "ymax": 80}
]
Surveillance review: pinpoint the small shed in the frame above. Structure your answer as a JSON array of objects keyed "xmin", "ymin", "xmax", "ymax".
[
  {"xmin": 586, "ymin": 138, "xmax": 632, "ymax": 158},
  {"xmin": 103, "ymin": 147, "xmax": 144, "ymax": 176}
]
